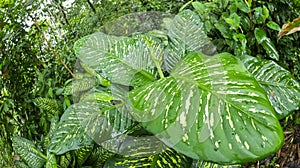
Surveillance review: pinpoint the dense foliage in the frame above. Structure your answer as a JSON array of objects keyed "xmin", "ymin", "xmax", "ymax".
[{"xmin": 1, "ymin": 0, "xmax": 299, "ymax": 167}]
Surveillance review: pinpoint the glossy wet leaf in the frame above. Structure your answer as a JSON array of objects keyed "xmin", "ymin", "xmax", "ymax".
[
  {"xmin": 242, "ymin": 55, "xmax": 300, "ymax": 119},
  {"xmin": 253, "ymin": 6, "xmax": 269, "ymax": 24},
  {"xmin": 129, "ymin": 52, "xmax": 283, "ymax": 164},
  {"xmin": 12, "ymin": 136, "xmax": 47, "ymax": 168}
]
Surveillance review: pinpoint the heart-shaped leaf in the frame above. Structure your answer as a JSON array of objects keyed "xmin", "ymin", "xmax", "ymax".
[{"xmin": 129, "ymin": 52, "xmax": 283, "ymax": 164}]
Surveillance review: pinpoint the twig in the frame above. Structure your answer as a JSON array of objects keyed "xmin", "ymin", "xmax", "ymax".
[{"xmin": 22, "ymin": 4, "xmax": 77, "ymax": 80}]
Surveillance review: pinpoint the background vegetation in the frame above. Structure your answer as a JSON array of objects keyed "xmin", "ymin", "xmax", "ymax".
[{"xmin": 0, "ymin": 0, "xmax": 299, "ymax": 167}]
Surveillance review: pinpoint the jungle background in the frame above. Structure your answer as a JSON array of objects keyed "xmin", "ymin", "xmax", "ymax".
[{"xmin": 0, "ymin": 0, "xmax": 299, "ymax": 167}]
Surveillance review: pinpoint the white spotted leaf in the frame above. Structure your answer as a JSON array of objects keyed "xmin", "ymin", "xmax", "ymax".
[
  {"xmin": 242, "ymin": 55, "xmax": 300, "ymax": 119},
  {"xmin": 74, "ymin": 33, "xmax": 164, "ymax": 86},
  {"xmin": 129, "ymin": 52, "xmax": 283, "ymax": 164},
  {"xmin": 49, "ymin": 91, "xmax": 133, "ymax": 155},
  {"xmin": 163, "ymin": 9, "xmax": 216, "ymax": 72},
  {"xmin": 12, "ymin": 136, "xmax": 47, "ymax": 168}
]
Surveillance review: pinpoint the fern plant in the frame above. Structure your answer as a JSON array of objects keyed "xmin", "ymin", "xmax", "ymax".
[{"xmin": 13, "ymin": 10, "xmax": 300, "ymax": 167}]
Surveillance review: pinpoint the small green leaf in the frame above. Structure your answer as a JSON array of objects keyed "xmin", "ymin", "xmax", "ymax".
[
  {"xmin": 224, "ymin": 13, "xmax": 241, "ymax": 30},
  {"xmin": 254, "ymin": 28, "xmax": 279, "ymax": 60},
  {"xmin": 34, "ymin": 97, "xmax": 62, "ymax": 115},
  {"xmin": 253, "ymin": 7, "xmax": 266, "ymax": 24},
  {"xmin": 267, "ymin": 21, "xmax": 281, "ymax": 31},
  {"xmin": 45, "ymin": 153, "xmax": 57, "ymax": 168},
  {"xmin": 215, "ymin": 23, "xmax": 230, "ymax": 39},
  {"xmin": 192, "ymin": 2, "xmax": 205, "ymax": 12},
  {"xmin": 262, "ymin": 6, "xmax": 269, "ymax": 20},
  {"xmin": 254, "ymin": 28, "xmax": 267, "ymax": 44},
  {"xmin": 236, "ymin": 0, "xmax": 250, "ymax": 13},
  {"xmin": 240, "ymin": 15, "xmax": 251, "ymax": 31},
  {"xmin": 246, "ymin": 0, "xmax": 252, "ymax": 7}
]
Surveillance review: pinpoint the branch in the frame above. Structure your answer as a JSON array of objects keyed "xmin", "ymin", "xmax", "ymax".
[
  {"xmin": 87, "ymin": 0, "xmax": 96, "ymax": 13},
  {"xmin": 58, "ymin": 3, "xmax": 70, "ymax": 25},
  {"xmin": 22, "ymin": 4, "xmax": 77, "ymax": 80}
]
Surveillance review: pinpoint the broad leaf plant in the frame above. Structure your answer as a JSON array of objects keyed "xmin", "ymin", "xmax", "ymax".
[{"xmin": 13, "ymin": 10, "xmax": 300, "ymax": 167}]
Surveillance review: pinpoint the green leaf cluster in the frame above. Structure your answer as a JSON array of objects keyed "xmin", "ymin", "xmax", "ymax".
[{"xmin": 12, "ymin": 9, "xmax": 300, "ymax": 167}]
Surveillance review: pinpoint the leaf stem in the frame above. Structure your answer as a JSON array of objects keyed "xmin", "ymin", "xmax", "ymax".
[
  {"xmin": 21, "ymin": 3, "xmax": 77, "ymax": 80},
  {"xmin": 146, "ymin": 41, "xmax": 165, "ymax": 79}
]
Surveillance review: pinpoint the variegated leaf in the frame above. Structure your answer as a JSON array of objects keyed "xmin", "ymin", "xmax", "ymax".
[
  {"xmin": 74, "ymin": 145, "xmax": 94, "ymax": 166},
  {"xmin": 164, "ymin": 10, "xmax": 216, "ymax": 72},
  {"xmin": 34, "ymin": 97, "xmax": 62, "ymax": 115},
  {"xmin": 45, "ymin": 152, "xmax": 57, "ymax": 168},
  {"xmin": 129, "ymin": 52, "xmax": 283, "ymax": 164},
  {"xmin": 49, "ymin": 91, "xmax": 133, "ymax": 154},
  {"xmin": 242, "ymin": 55, "xmax": 300, "ymax": 119},
  {"xmin": 74, "ymin": 32, "xmax": 123, "ymax": 69},
  {"xmin": 74, "ymin": 32, "xmax": 163, "ymax": 86},
  {"xmin": 101, "ymin": 134, "xmax": 167, "ymax": 157},
  {"xmin": 12, "ymin": 136, "xmax": 47, "ymax": 168},
  {"xmin": 84, "ymin": 146, "xmax": 114, "ymax": 167},
  {"xmin": 103, "ymin": 148, "xmax": 192, "ymax": 168},
  {"xmin": 48, "ymin": 103, "xmax": 93, "ymax": 155},
  {"xmin": 192, "ymin": 160, "xmax": 240, "ymax": 168}
]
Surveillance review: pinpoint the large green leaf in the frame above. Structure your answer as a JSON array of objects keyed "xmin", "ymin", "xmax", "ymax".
[
  {"xmin": 49, "ymin": 90, "xmax": 133, "ymax": 154},
  {"xmin": 74, "ymin": 32, "xmax": 123, "ymax": 70},
  {"xmin": 74, "ymin": 32, "xmax": 163, "ymax": 86},
  {"xmin": 164, "ymin": 10, "xmax": 216, "ymax": 72},
  {"xmin": 129, "ymin": 52, "xmax": 283, "ymax": 164},
  {"xmin": 12, "ymin": 136, "xmax": 47, "ymax": 168},
  {"xmin": 103, "ymin": 148, "xmax": 192, "ymax": 168},
  {"xmin": 48, "ymin": 103, "xmax": 93, "ymax": 155},
  {"xmin": 242, "ymin": 55, "xmax": 300, "ymax": 119}
]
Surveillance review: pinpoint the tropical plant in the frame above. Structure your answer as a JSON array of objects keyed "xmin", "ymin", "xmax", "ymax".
[{"xmin": 12, "ymin": 9, "xmax": 300, "ymax": 167}]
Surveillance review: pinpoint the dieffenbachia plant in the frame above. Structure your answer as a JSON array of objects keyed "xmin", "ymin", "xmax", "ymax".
[{"xmin": 13, "ymin": 10, "xmax": 299, "ymax": 167}]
